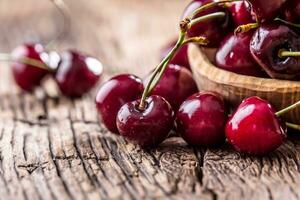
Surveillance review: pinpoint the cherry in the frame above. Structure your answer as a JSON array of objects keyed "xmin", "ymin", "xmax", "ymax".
[
  {"xmin": 282, "ymin": 0, "xmax": 300, "ymax": 23},
  {"xmin": 116, "ymin": 95, "xmax": 174, "ymax": 147},
  {"xmin": 226, "ymin": 96, "xmax": 287, "ymax": 155},
  {"xmin": 246, "ymin": 0, "xmax": 287, "ymax": 21},
  {"xmin": 11, "ymin": 43, "xmax": 49, "ymax": 92},
  {"xmin": 182, "ymin": 0, "xmax": 231, "ymax": 48},
  {"xmin": 55, "ymin": 50, "xmax": 103, "ymax": 97},
  {"xmin": 144, "ymin": 64, "xmax": 198, "ymax": 111},
  {"xmin": 250, "ymin": 23, "xmax": 300, "ymax": 80},
  {"xmin": 228, "ymin": 1, "xmax": 254, "ymax": 26},
  {"xmin": 96, "ymin": 74, "xmax": 144, "ymax": 133},
  {"xmin": 161, "ymin": 40, "xmax": 190, "ymax": 69},
  {"xmin": 215, "ymin": 31, "xmax": 267, "ymax": 77},
  {"xmin": 176, "ymin": 92, "xmax": 227, "ymax": 147}
]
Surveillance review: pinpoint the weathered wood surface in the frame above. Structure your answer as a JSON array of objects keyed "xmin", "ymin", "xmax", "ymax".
[{"xmin": 0, "ymin": 1, "xmax": 300, "ymax": 200}]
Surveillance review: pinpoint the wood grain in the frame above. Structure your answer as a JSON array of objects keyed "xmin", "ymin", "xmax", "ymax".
[{"xmin": 0, "ymin": 0, "xmax": 300, "ymax": 200}]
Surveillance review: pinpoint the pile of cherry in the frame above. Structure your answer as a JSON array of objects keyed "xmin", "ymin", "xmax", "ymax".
[
  {"xmin": 96, "ymin": 0, "xmax": 300, "ymax": 156},
  {"xmin": 7, "ymin": 43, "xmax": 103, "ymax": 97}
]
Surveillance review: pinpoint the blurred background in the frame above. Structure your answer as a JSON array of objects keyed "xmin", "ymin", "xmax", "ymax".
[{"xmin": 0, "ymin": 0, "xmax": 190, "ymax": 94}]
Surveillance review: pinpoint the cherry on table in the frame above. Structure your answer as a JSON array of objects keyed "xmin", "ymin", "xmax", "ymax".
[
  {"xmin": 226, "ymin": 96, "xmax": 287, "ymax": 155},
  {"xmin": 116, "ymin": 95, "xmax": 174, "ymax": 148},
  {"xmin": 11, "ymin": 43, "xmax": 49, "ymax": 92},
  {"xmin": 144, "ymin": 64, "xmax": 198, "ymax": 111},
  {"xmin": 161, "ymin": 40, "xmax": 190, "ymax": 69},
  {"xmin": 55, "ymin": 50, "xmax": 103, "ymax": 97},
  {"xmin": 182, "ymin": 0, "xmax": 231, "ymax": 48},
  {"xmin": 96, "ymin": 74, "xmax": 144, "ymax": 134},
  {"xmin": 250, "ymin": 23, "xmax": 300, "ymax": 80},
  {"xmin": 176, "ymin": 92, "xmax": 227, "ymax": 147},
  {"xmin": 228, "ymin": 1, "xmax": 254, "ymax": 26},
  {"xmin": 246, "ymin": 0, "xmax": 287, "ymax": 21},
  {"xmin": 215, "ymin": 31, "xmax": 267, "ymax": 77}
]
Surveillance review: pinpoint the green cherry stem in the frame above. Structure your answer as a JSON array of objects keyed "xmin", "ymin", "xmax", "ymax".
[
  {"xmin": 46, "ymin": 0, "xmax": 72, "ymax": 49},
  {"xmin": 279, "ymin": 50, "xmax": 300, "ymax": 58},
  {"xmin": 0, "ymin": 53, "xmax": 53, "ymax": 72},
  {"xmin": 276, "ymin": 100, "xmax": 300, "ymax": 117},
  {"xmin": 275, "ymin": 18, "xmax": 300, "ymax": 28},
  {"xmin": 234, "ymin": 22, "xmax": 260, "ymax": 34},
  {"xmin": 286, "ymin": 122, "xmax": 300, "ymax": 132},
  {"xmin": 188, "ymin": 12, "xmax": 226, "ymax": 28},
  {"xmin": 188, "ymin": 0, "xmax": 241, "ymax": 19}
]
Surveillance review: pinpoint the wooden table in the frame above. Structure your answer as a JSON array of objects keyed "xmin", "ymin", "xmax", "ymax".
[{"xmin": 0, "ymin": 0, "xmax": 300, "ymax": 199}]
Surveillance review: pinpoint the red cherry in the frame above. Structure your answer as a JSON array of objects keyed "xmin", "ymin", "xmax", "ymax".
[
  {"xmin": 215, "ymin": 32, "xmax": 267, "ymax": 77},
  {"xmin": 228, "ymin": 1, "xmax": 254, "ymax": 26},
  {"xmin": 55, "ymin": 50, "xmax": 103, "ymax": 97},
  {"xmin": 116, "ymin": 95, "xmax": 174, "ymax": 147},
  {"xmin": 176, "ymin": 92, "xmax": 227, "ymax": 147},
  {"xmin": 96, "ymin": 74, "xmax": 144, "ymax": 133},
  {"xmin": 11, "ymin": 43, "xmax": 49, "ymax": 92},
  {"xmin": 283, "ymin": 0, "xmax": 300, "ymax": 23},
  {"xmin": 144, "ymin": 64, "xmax": 198, "ymax": 111},
  {"xmin": 246, "ymin": 0, "xmax": 287, "ymax": 21},
  {"xmin": 226, "ymin": 96, "xmax": 287, "ymax": 155},
  {"xmin": 161, "ymin": 40, "xmax": 190, "ymax": 69},
  {"xmin": 182, "ymin": 0, "xmax": 231, "ymax": 48}
]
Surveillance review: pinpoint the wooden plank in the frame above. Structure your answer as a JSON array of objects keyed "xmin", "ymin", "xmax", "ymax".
[{"xmin": 0, "ymin": 0, "xmax": 299, "ymax": 200}]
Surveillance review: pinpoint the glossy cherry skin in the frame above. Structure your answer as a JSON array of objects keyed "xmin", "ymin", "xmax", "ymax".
[
  {"xmin": 246, "ymin": 0, "xmax": 287, "ymax": 21},
  {"xmin": 176, "ymin": 92, "xmax": 227, "ymax": 147},
  {"xmin": 144, "ymin": 64, "xmax": 198, "ymax": 111},
  {"xmin": 182, "ymin": 0, "xmax": 231, "ymax": 48},
  {"xmin": 161, "ymin": 40, "xmax": 190, "ymax": 69},
  {"xmin": 117, "ymin": 95, "xmax": 174, "ymax": 148},
  {"xmin": 228, "ymin": 1, "xmax": 254, "ymax": 26},
  {"xmin": 215, "ymin": 32, "xmax": 267, "ymax": 77},
  {"xmin": 96, "ymin": 74, "xmax": 144, "ymax": 133},
  {"xmin": 11, "ymin": 43, "xmax": 49, "ymax": 92},
  {"xmin": 226, "ymin": 96, "xmax": 287, "ymax": 155},
  {"xmin": 283, "ymin": 0, "xmax": 300, "ymax": 23},
  {"xmin": 250, "ymin": 23, "xmax": 300, "ymax": 80},
  {"xmin": 55, "ymin": 50, "xmax": 103, "ymax": 97}
]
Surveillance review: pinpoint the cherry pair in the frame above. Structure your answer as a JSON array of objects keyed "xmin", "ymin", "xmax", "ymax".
[{"xmin": 10, "ymin": 43, "xmax": 103, "ymax": 97}]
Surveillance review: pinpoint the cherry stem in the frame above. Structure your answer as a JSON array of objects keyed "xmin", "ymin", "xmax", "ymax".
[
  {"xmin": 46, "ymin": 0, "xmax": 71, "ymax": 49},
  {"xmin": 286, "ymin": 122, "xmax": 300, "ymax": 132},
  {"xmin": 279, "ymin": 50, "xmax": 300, "ymax": 58},
  {"xmin": 188, "ymin": 0, "xmax": 241, "ymax": 19},
  {"xmin": 188, "ymin": 12, "xmax": 226, "ymax": 28},
  {"xmin": 234, "ymin": 22, "xmax": 260, "ymax": 34},
  {"xmin": 275, "ymin": 18, "xmax": 300, "ymax": 28},
  {"xmin": 0, "ymin": 53, "xmax": 53, "ymax": 72},
  {"xmin": 138, "ymin": 11, "xmax": 225, "ymax": 110},
  {"xmin": 276, "ymin": 100, "xmax": 300, "ymax": 117}
]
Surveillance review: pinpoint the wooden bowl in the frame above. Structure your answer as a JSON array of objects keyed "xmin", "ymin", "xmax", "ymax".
[{"xmin": 188, "ymin": 44, "xmax": 300, "ymax": 123}]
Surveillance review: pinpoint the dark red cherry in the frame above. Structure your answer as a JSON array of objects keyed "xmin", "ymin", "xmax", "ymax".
[
  {"xmin": 161, "ymin": 40, "xmax": 190, "ymax": 69},
  {"xmin": 228, "ymin": 1, "xmax": 254, "ymax": 26},
  {"xmin": 144, "ymin": 64, "xmax": 198, "ymax": 111},
  {"xmin": 182, "ymin": 0, "xmax": 231, "ymax": 48},
  {"xmin": 226, "ymin": 96, "xmax": 286, "ymax": 155},
  {"xmin": 11, "ymin": 43, "xmax": 49, "ymax": 92},
  {"xmin": 283, "ymin": 0, "xmax": 300, "ymax": 23},
  {"xmin": 116, "ymin": 95, "xmax": 174, "ymax": 148},
  {"xmin": 96, "ymin": 74, "xmax": 144, "ymax": 133},
  {"xmin": 250, "ymin": 23, "xmax": 300, "ymax": 80},
  {"xmin": 55, "ymin": 50, "xmax": 103, "ymax": 97},
  {"xmin": 246, "ymin": 0, "xmax": 287, "ymax": 21},
  {"xmin": 215, "ymin": 32, "xmax": 267, "ymax": 77},
  {"xmin": 176, "ymin": 92, "xmax": 227, "ymax": 147}
]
